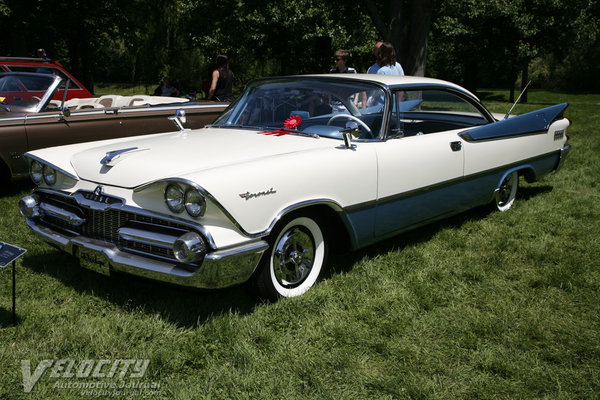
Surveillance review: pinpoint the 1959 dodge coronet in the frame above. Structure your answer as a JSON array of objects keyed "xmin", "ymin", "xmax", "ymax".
[{"xmin": 19, "ymin": 74, "xmax": 571, "ymax": 300}]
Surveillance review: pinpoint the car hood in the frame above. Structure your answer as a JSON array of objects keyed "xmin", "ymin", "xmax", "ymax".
[{"xmin": 69, "ymin": 128, "xmax": 335, "ymax": 188}]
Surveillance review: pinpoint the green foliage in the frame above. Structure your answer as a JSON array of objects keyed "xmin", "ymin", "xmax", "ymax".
[
  {"xmin": 0, "ymin": 92, "xmax": 599, "ymax": 398},
  {"xmin": 429, "ymin": 0, "xmax": 600, "ymax": 91}
]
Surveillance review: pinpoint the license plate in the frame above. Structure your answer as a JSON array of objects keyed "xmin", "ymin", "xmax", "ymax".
[{"xmin": 78, "ymin": 247, "xmax": 111, "ymax": 276}]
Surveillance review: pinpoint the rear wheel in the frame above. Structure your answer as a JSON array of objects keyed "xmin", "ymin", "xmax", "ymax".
[
  {"xmin": 495, "ymin": 171, "xmax": 518, "ymax": 211},
  {"xmin": 253, "ymin": 215, "xmax": 327, "ymax": 301}
]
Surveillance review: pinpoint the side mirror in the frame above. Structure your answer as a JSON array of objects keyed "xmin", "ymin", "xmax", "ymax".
[{"xmin": 341, "ymin": 121, "xmax": 360, "ymax": 148}]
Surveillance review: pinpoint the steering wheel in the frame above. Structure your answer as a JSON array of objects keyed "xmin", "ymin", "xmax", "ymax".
[
  {"xmin": 326, "ymin": 113, "xmax": 373, "ymax": 137},
  {"xmin": 31, "ymin": 96, "xmax": 42, "ymax": 103}
]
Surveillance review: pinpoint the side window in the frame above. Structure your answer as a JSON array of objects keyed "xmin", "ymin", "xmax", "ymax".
[
  {"xmin": 5, "ymin": 65, "xmax": 82, "ymax": 90},
  {"xmin": 389, "ymin": 89, "xmax": 488, "ymax": 137}
]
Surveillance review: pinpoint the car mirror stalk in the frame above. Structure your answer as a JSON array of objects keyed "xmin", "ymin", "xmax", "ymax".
[{"xmin": 341, "ymin": 121, "xmax": 360, "ymax": 148}]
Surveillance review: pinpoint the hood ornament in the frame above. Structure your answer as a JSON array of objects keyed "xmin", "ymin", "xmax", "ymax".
[{"xmin": 100, "ymin": 147, "xmax": 140, "ymax": 167}]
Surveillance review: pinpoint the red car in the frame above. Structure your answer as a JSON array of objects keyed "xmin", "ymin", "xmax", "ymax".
[{"xmin": 0, "ymin": 56, "xmax": 93, "ymax": 100}]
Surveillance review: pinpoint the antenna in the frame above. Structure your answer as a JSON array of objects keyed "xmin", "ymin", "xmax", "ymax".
[{"xmin": 504, "ymin": 80, "xmax": 531, "ymax": 120}]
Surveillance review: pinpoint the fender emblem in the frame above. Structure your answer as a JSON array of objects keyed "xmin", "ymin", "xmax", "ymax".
[{"xmin": 239, "ymin": 188, "xmax": 276, "ymax": 200}]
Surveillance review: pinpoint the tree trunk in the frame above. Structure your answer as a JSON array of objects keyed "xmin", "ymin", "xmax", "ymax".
[{"xmin": 363, "ymin": 0, "xmax": 432, "ymax": 76}]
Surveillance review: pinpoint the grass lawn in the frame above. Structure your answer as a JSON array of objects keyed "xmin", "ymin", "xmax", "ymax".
[{"xmin": 0, "ymin": 90, "xmax": 598, "ymax": 399}]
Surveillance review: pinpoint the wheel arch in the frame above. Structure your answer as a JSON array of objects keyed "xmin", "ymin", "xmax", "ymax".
[{"xmin": 271, "ymin": 202, "xmax": 352, "ymax": 254}]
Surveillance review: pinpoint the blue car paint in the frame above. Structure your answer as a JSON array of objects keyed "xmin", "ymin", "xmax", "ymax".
[{"xmin": 460, "ymin": 103, "xmax": 568, "ymax": 142}]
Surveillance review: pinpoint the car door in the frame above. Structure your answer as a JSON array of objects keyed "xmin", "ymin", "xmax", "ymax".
[
  {"xmin": 374, "ymin": 130, "xmax": 464, "ymax": 238},
  {"xmin": 373, "ymin": 88, "xmax": 486, "ymax": 238},
  {"xmin": 24, "ymin": 108, "xmax": 120, "ymax": 154}
]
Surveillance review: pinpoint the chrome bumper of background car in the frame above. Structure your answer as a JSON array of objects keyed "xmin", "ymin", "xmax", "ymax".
[{"xmin": 25, "ymin": 218, "xmax": 268, "ymax": 289}]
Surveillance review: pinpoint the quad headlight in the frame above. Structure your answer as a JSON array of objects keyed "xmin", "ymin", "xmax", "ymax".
[
  {"xmin": 165, "ymin": 183, "xmax": 185, "ymax": 213},
  {"xmin": 164, "ymin": 183, "xmax": 206, "ymax": 218},
  {"xmin": 30, "ymin": 161, "xmax": 43, "ymax": 184},
  {"xmin": 43, "ymin": 164, "xmax": 57, "ymax": 185},
  {"xmin": 184, "ymin": 188, "xmax": 206, "ymax": 218}
]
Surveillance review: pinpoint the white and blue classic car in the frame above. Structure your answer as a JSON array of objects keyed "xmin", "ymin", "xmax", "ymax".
[{"xmin": 19, "ymin": 75, "xmax": 571, "ymax": 299}]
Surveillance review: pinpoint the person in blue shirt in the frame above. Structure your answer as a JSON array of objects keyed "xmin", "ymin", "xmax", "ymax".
[
  {"xmin": 367, "ymin": 41, "xmax": 383, "ymax": 74},
  {"xmin": 376, "ymin": 42, "xmax": 404, "ymax": 76}
]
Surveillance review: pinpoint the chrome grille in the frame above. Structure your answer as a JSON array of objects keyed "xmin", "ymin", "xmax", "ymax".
[{"xmin": 38, "ymin": 192, "xmax": 193, "ymax": 261}]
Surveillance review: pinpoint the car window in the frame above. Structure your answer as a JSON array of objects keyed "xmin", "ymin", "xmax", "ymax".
[
  {"xmin": 388, "ymin": 89, "xmax": 489, "ymax": 138},
  {"xmin": 5, "ymin": 65, "xmax": 82, "ymax": 90},
  {"xmin": 213, "ymin": 79, "xmax": 386, "ymax": 140}
]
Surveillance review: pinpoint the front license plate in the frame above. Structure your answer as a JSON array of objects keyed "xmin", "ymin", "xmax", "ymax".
[{"xmin": 78, "ymin": 247, "xmax": 111, "ymax": 276}]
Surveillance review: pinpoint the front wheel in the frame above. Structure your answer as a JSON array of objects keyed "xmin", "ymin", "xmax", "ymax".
[
  {"xmin": 495, "ymin": 171, "xmax": 518, "ymax": 211},
  {"xmin": 253, "ymin": 216, "xmax": 327, "ymax": 300}
]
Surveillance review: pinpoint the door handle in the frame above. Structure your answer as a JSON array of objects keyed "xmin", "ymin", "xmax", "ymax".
[{"xmin": 450, "ymin": 141, "xmax": 462, "ymax": 151}]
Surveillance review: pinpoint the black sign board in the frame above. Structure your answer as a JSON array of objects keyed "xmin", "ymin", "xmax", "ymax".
[{"xmin": 0, "ymin": 242, "xmax": 26, "ymax": 267}]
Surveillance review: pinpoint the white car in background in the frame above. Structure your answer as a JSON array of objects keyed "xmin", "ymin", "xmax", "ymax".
[{"xmin": 19, "ymin": 74, "xmax": 571, "ymax": 300}]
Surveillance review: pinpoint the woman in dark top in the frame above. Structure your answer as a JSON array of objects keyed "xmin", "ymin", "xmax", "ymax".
[{"xmin": 208, "ymin": 54, "xmax": 234, "ymax": 102}]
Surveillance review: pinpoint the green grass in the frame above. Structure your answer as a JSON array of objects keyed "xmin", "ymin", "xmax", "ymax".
[{"xmin": 1, "ymin": 90, "xmax": 599, "ymax": 399}]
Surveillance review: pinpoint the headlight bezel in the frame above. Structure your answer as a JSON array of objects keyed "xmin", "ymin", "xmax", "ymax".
[{"xmin": 163, "ymin": 182, "xmax": 207, "ymax": 218}]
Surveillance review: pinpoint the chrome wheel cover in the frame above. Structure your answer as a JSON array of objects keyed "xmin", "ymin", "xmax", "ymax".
[
  {"xmin": 496, "ymin": 171, "xmax": 518, "ymax": 211},
  {"xmin": 272, "ymin": 226, "xmax": 315, "ymax": 288}
]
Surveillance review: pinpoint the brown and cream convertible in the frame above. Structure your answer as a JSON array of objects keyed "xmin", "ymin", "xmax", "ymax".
[{"xmin": 0, "ymin": 72, "xmax": 227, "ymax": 185}]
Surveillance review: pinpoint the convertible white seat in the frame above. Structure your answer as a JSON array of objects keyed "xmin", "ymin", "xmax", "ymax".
[
  {"xmin": 96, "ymin": 95, "xmax": 122, "ymax": 108},
  {"xmin": 130, "ymin": 96, "xmax": 189, "ymax": 107}
]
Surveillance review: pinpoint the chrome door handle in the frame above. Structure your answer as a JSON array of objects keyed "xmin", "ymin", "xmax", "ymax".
[{"xmin": 450, "ymin": 141, "xmax": 462, "ymax": 151}]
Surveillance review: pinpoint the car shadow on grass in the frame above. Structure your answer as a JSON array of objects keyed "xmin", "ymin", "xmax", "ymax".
[{"xmin": 21, "ymin": 250, "xmax": 259, "ymax": 328}]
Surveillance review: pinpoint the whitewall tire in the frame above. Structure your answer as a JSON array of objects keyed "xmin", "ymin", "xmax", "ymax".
[{"xmin": 254, "ymin": 216, "xmax": 327, "ymax": 300}]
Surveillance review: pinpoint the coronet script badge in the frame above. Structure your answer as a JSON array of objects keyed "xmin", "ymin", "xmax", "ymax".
[{"xmin": 239, "ymin": 188, "xmax": 276, "ymax": 200}]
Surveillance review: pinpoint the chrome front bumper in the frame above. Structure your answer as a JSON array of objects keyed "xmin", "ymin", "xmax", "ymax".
[{"xmin": 25, "ymin": 217, "xmax": 268, "ymax": 290}]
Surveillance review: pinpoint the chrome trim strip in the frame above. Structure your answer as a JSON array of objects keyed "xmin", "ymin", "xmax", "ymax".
[
  {"xmin": 374, "ymin": 149, "xmax": 561, "ymax": 207},
  {"xmin": 118, "ymin": 104, "xmax": 226, "ymax": 114},
  {"xmin": 118, "ymin": 227, "xmax": 179, "ymax": 249},
  {"xmin": 23, "ymin": 153, "xmax": 79, "ymax": 181}
]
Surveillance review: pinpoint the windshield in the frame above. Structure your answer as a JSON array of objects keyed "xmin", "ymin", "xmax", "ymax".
[
  {"xmin": 0, "ymin": 74, "xmax": 55, "ymax": 107},
  {"xmin": 212, "ymin": 78, "xmax": 387, "ymax": 139}
]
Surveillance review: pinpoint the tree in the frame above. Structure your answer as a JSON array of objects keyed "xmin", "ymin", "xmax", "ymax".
[{"xmin": 362, "ymin": 0, "xmax": 433, "ymax": 76}]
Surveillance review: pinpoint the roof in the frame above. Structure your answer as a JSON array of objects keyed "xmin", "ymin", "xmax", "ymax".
[{"xmin": 294, "ymin": 73, "xmax": 480, "ymax": 101}]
